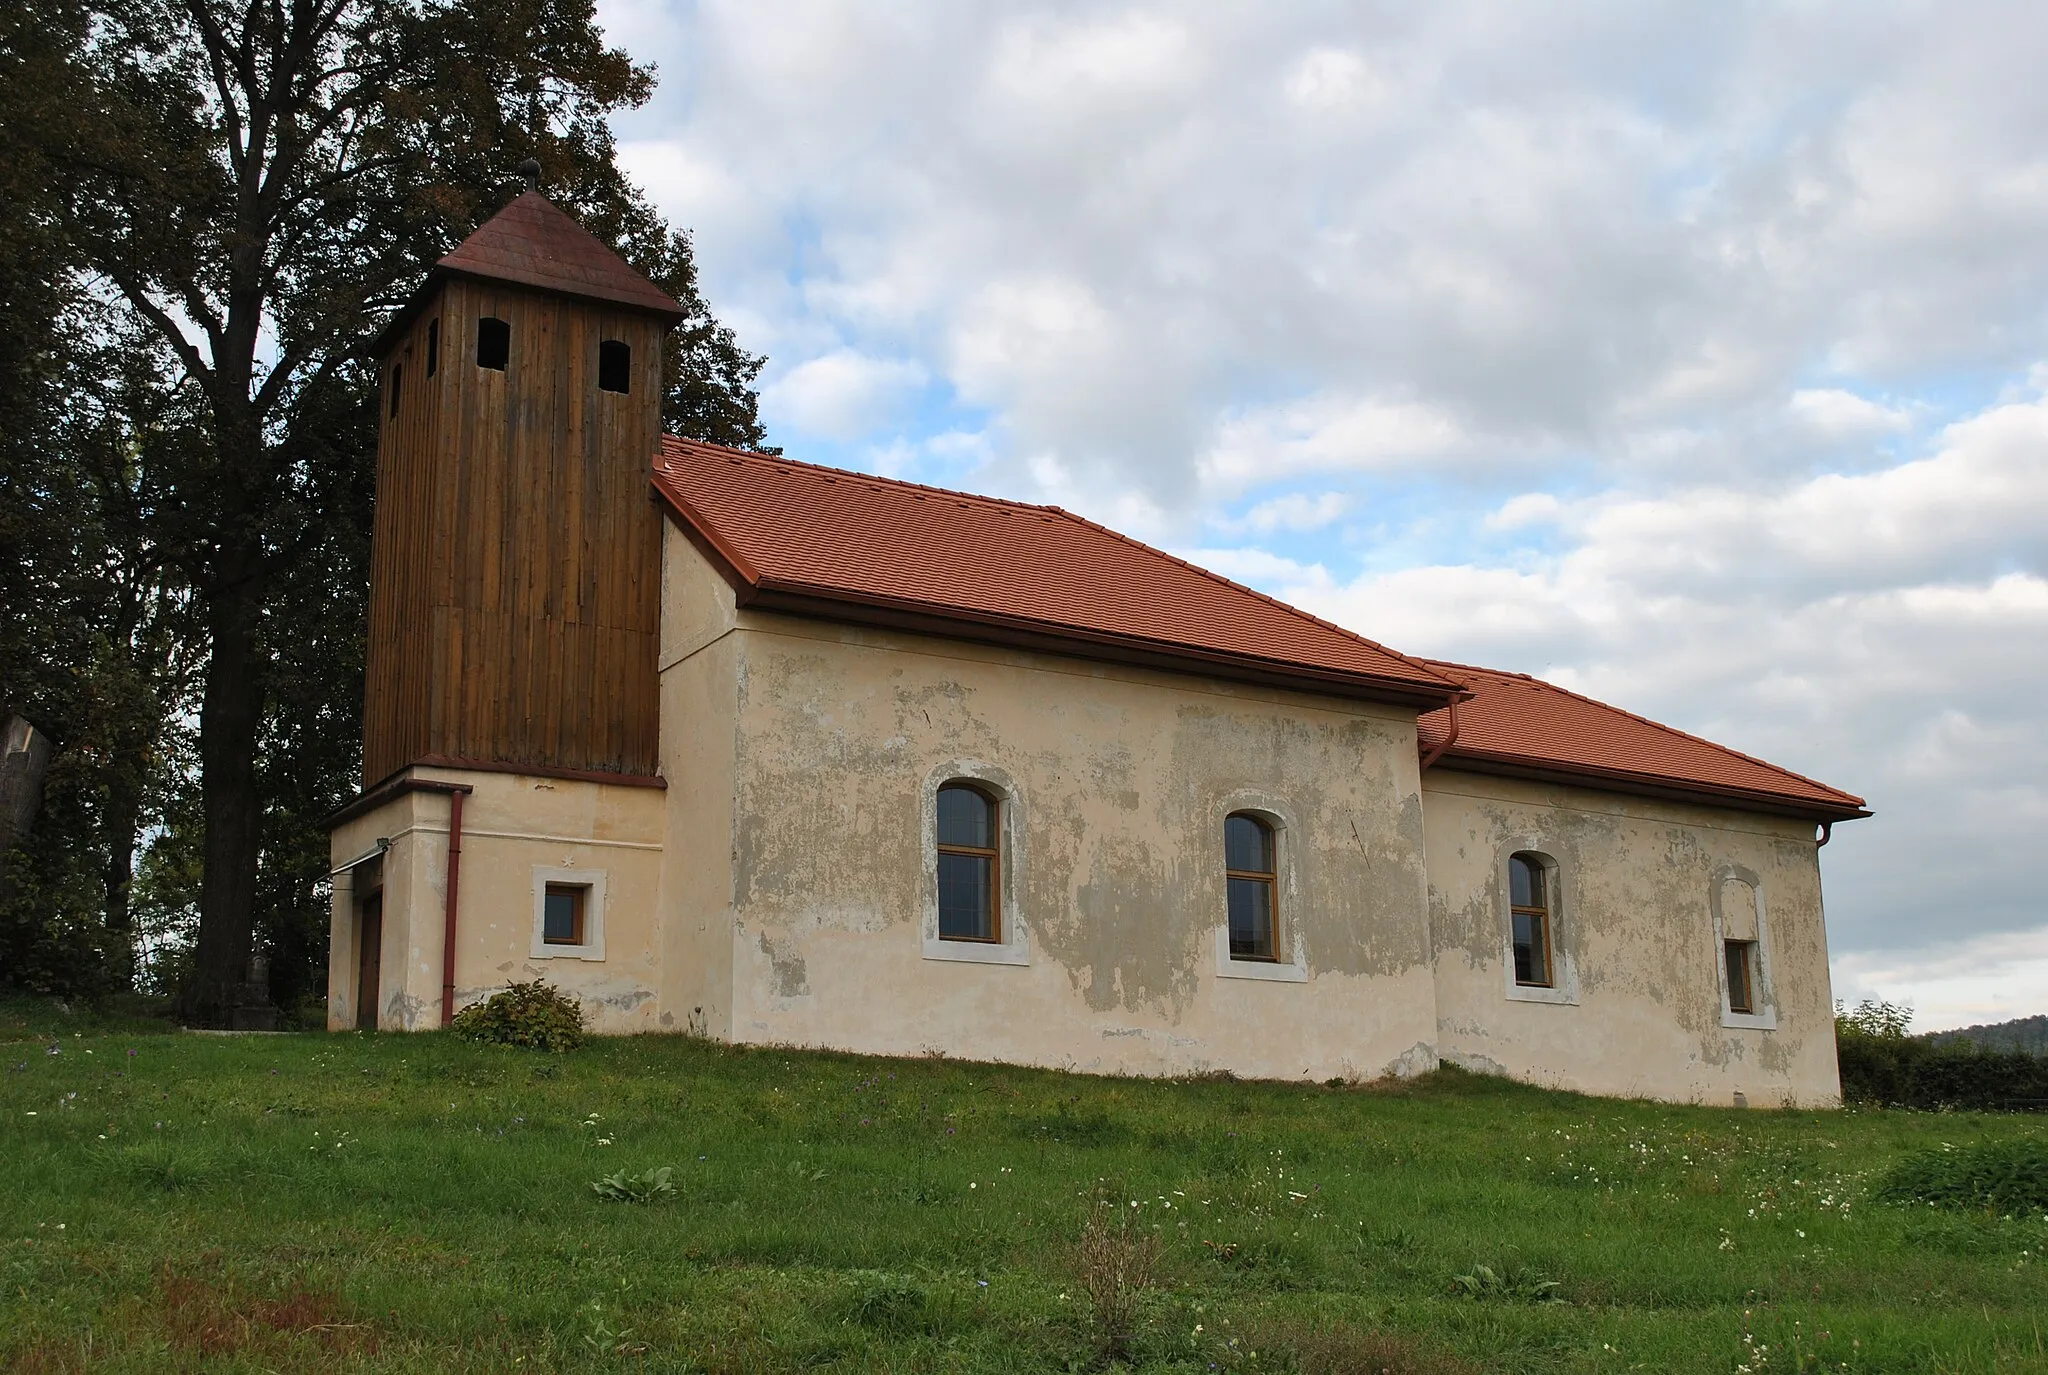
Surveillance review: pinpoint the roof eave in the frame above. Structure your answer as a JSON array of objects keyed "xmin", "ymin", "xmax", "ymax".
[
  {"xmin": 1425, "ymin": 749, "xmax": 1871, "ymax": 824},
  {"xmin": 369, "ymin": 263, "xmax": 685, "ymax": 359}
]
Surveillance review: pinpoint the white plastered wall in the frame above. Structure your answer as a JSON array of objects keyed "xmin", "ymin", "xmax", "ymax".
[
  {"xmin": 707, "ymin": 592, "xmax": 1442, "ymax": 1083},
  {"xmin": 1422, "ymin": 768, "xmax": 1840, "ymax": 1107},
  {"xmin": 326, "ymin": 768, "xmax": 666, "ymax": 1031}
]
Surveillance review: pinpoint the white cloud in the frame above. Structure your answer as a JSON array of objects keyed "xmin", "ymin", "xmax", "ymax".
[
  {"xmin": 1282, "ymin": 47, "xmax": 1394, "ymax": 113},
  {"xmin": 1199, "ymin": 395, "xmax": 1465, "ymax": 491},
  {"xmin": 1788, "ymin": 388, "xmax": 1914, "ymax": 438},
  {"xmin": 763, "ymin": 350, "xmax": 927, "ymax": 441},
  {"xmin": 1224, "ymin": 491, "xmax": 1354, "ymax": 534}
]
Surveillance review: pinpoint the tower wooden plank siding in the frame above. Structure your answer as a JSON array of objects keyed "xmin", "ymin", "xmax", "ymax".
[
  {"xmin": 362, "ymin": 192, "xmax": 682, "ymax": 784},
  {"xmin": 330, "ymin": 190, "xmax": 1869, "ymax": 1111}
]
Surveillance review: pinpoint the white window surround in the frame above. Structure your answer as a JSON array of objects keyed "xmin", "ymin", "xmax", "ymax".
[
  {"xmin": 1712, "ymin": 865, "xmax": 1777, "ymax": 1031},
  {"xmin": 1499, "ymin": 842, "xmax": 1579, "ymax": 1005},
  {"xmin": 920, "ymin": 760, "xmax": 1030, "ymax": 966},
  {"xmin": 529, "ymin": 865, "xmax": 607, "ymax": 961},
  {"xmin": 1214, "ymin": 794, "xmax": 1307, "ymax": 984}
]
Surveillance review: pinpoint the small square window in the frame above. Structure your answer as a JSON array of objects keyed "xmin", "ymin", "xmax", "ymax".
[{"xmin": 543, "ymin": 884, "xmax": 586, "ymax": 945}]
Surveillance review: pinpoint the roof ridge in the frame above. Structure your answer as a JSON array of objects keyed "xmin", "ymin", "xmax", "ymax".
[
  {"xmin": 658, "ymin": 436, "xmax": 1067, "ymax": 517},
  {"xmin": 1417, "ymin": 657, "xmax": 1863, "ymax": 806}
]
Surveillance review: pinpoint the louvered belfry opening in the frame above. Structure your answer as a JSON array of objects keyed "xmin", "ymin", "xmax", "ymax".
[{"xmin": 360, "ymin": 191, "xmax": 686, "ymax": 787}]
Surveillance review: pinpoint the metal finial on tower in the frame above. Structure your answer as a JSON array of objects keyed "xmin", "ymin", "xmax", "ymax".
[{"xmin": 519, "ymin": 158, "xmax": 542, "ymax": 192}]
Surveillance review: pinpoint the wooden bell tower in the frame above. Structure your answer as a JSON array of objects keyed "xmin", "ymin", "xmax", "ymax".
[{"xmin": 360, "ymin": 190, "xmax": 684, "ymax": 786}]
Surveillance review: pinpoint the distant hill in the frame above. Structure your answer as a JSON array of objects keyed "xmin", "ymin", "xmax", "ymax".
[{"xmin": 1922, "ymin": 1015, "xmax": 2048, "ymax": 1055}]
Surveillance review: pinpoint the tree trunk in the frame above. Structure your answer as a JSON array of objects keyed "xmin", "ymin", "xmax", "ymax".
[
  {"xmin": 102, "ymin": 768, "xmax": 140, "ymax": 989},
  {"xmin": 186, "ymin": 557, "xmax": 266, "ymax": 1025},
  {"xmin": 0, "ymin": 715, "xmax": 55, "ymax": 899}
]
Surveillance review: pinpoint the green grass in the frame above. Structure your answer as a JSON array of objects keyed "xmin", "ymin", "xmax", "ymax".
[{"xmin": 3, "ymin": 1028, "xmax": 2046, "ymax": 1373}]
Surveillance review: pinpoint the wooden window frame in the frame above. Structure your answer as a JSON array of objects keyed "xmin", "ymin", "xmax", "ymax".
[
  {"xmin": 542, "ymin": 882, "xmax": 587, "ymax": 947},
  {"xmin": 1509, "ymin": 853, "xmax": 1555, "ymax": 988},
  {"xmin": 936, "ymin": 783, "xmax": 1001, "ymax": 944},
  {"xmin": 1724, "ymin": 938, "xmax": 1758, "ymax": 1015},
  {"xmin": 1224, "ymin": 812, "xmax": 1280, "ymax": 963}
]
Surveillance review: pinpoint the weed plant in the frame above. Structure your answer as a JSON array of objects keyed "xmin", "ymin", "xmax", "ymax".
[{"xmin": 4, "ymin": 1030, "xmax": 2047, "ymax": 1372}]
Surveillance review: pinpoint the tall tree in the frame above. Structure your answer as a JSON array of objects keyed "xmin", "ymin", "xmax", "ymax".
[
  {"xmin": 31, "ymin": 0, "xmax": 768, "ymax": 1021},
  {"xmin": 1, "ymin": 5, "xmax": 195, "ymax": 996}
]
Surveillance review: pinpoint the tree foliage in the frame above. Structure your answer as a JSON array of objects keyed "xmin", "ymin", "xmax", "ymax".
[{"xmin": 4, "ymin": 0, "xmax": 769, "ymax": 1015}]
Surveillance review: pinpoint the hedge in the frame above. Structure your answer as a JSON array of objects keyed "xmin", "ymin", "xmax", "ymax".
[{"xmin": 1837, "ymin": 1030, "xmax": 2048, "ymax": 1111}]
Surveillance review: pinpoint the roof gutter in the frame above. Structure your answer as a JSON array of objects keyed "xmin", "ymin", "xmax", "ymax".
[{"xmin": 1427, "ymin": 749, "xmax": 1871, "ymax": 824}]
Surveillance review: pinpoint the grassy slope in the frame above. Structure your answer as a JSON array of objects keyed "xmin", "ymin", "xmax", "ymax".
[{"xmin": 2, "ymin": 1028, "xmax": 2045, "ymax": 1373}]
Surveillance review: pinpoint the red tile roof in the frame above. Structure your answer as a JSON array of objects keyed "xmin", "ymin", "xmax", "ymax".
[
  {"xmin": 1417, "ymin": 660, "xmax": 1869, "ymax": 821},
  {"xmin": 649, "ymin": 440, "xmax": 1865, "ymax": 821},
  {"xmin": 651, "ymin": 439, "xmax": 1463, "ymax": 707},
  {"xmin": 435, "ymin": 191, "xmax": 685, "ymax": 320}
]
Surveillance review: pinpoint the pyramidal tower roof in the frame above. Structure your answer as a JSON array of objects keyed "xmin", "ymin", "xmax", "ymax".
[
  {"xmin": 435, "ymin": 191, "xmax": 685, "ymax": 319},
  {"xmin": 374, "ymin": 192, "xmax": 684, "ymax": 354}
]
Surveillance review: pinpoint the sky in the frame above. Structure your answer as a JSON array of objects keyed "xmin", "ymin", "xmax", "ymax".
[{"xmin": 594, "ymin": 1, "xmax": 2048, "ymax": 1031}]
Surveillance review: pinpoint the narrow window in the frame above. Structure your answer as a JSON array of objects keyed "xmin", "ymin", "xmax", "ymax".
[
  {"xmin": 1225, "ymin": 813, "xmax": 1277, "ymax": 961},
  {"xmin": 542, "ymin": 883, "xmax": 587, "ymax": 945},
  {"xmin": 1509, "ymin": 853, "xmax": 1554, "ymax": 987},
  {"xmin": 598, "ymin": 339, "xmax": 631, "ymax": 394},
  {"xmin": 476, "ymin": 316, "xmax": 510, "ymax": 370},
  {"xmin": 1725, "ymin": 939, "xmax": 1758, "ymax": 1014},
  {"xmin": 936, "ymin": 784, "xmax": 998, "ymax": 941},
  {"xmin": 387, "ymin": 361, "xmax": 401, "ymax": 417},
  {"xmin": 426, "ymin": 318, "xmax": 439, "ymax": 377}
]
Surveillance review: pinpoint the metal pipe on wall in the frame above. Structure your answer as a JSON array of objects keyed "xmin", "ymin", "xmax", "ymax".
[
  {"xmin": 441, "ymin": 790, "xmax": 465, "ymax": 1026},
  {"xmin": 1418, "ymin": 698, "xmax": 1462, "ymax": 773}
]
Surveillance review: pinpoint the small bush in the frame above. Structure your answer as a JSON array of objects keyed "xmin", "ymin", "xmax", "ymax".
[
  {"xmin": 590, "ymin": 1166, "xmax": 675, "ymax": 1204},
  {"xmin": 1074, "ymin": 1187, "xmax": 1163, "ymax": 1364},
  {"xmin": 1878, "ymin": 1138, "xmax": 2048, "ymax": 1214},
  {"xmin": 450, "ymin": 981, "xmax": 584, "ymax": 1052}
]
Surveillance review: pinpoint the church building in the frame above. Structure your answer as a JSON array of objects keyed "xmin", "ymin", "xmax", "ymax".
[{"xmin": 328, "ymin": 192, "xmax": 1870, "ymax": 1107}]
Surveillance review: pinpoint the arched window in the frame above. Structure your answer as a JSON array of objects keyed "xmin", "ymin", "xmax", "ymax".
[
  {"xmin": 1225, "ymin": 813, "xmax": 1277, "ymax": 961},
  {"xmin": 1509, "ymin": 853, "xmax": 1553, "ymax": 987},
  {"xmin": 936, "ymin": 784, "xmax": 999, "ymax": 941},
  {"xmin": 476, "ymin": 316, "xmax": 510, "ymax": 370},
  {"xmin": 598, "ymin": 339, "xmax": 631, "ymax": 394}
]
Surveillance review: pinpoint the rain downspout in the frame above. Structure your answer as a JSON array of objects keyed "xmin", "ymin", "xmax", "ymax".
[
  {"xmin": 441, "ymin": 789, "xmax": 465, "ymax": 1026},
  {"xmin": 1418, "ymin": 698, "xmax": 1461, "ymax": 773},
  {"xmin": 1816, "ymin": 821, "xmax": 1833, "ymax": 848}
]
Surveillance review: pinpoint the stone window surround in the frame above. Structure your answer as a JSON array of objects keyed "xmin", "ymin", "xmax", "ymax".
[
  {"xmin": 1498, "ymin": 841, "xmax": 1579, "ymax": 1005},
  {"xmin": 1712, "ymin": 864, "xmax": 1778, "ymax": 1031},
  {"xmin": 1214, "ymin": 791, "xmax": 1308, "ymax": 983},
  {"xmin": 920, "ymin": 759, "xmax": 1030, "ymax": 966},
  {"xmin": 529, "ymin": 864, "xmax": 608, "ymax": 961}
]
